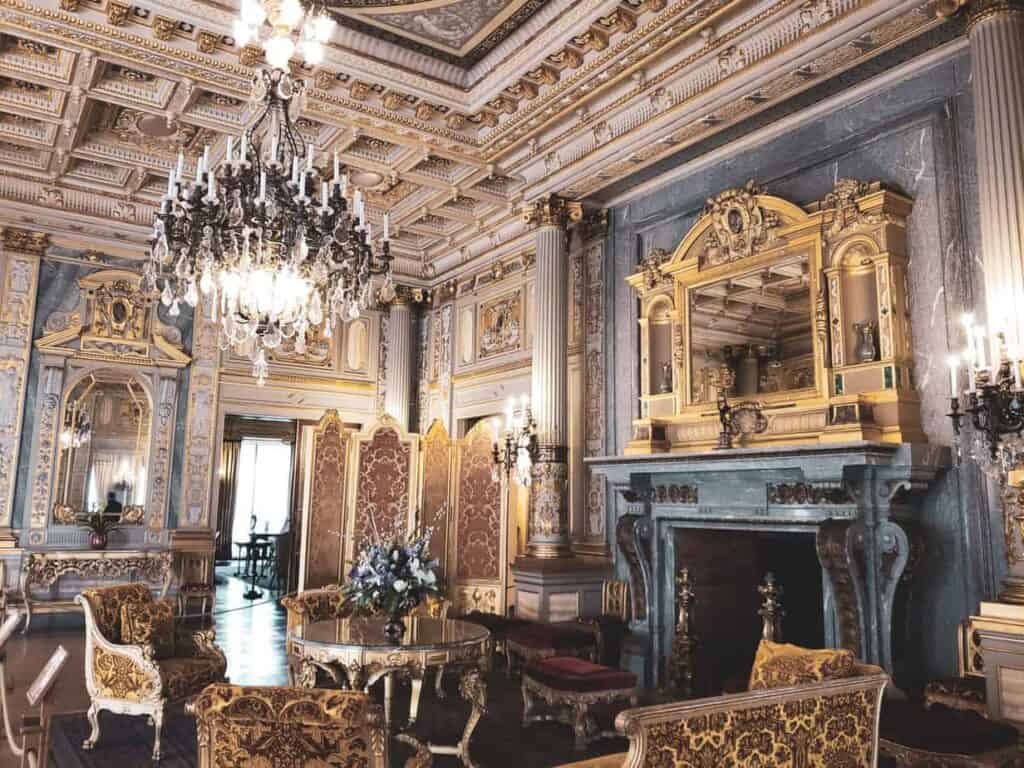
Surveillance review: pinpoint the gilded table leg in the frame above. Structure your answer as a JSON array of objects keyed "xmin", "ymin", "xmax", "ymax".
[
  {"xmin": 427, "ymin": 667, "xmax": 488, "ymax": 768},
  {"xmin": 409, "ymin": 673, "xmax": 424, "ymax": 726},
  {"xmin": 570, "ymin": 701, "xmax": 589, "ymax": 751},
  {"xmin": 384, "ymin": 672, "xmax": 395, "ymax": 731}
]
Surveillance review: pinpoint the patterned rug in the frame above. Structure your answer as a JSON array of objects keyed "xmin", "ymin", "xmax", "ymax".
[{"xmin": 47, "ymin": 669, "xmax": 629, "ymax": 767}]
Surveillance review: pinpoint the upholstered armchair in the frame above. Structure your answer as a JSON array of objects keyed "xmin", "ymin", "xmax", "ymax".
[
  {"xmin": 281, "ymin": 584, "xmax": 350, "ymax": 634},
  {"xmin": 556, "ymin": 662, "xmax": 889, "ymax": 768},
  {"xmin": 187, "ymin": 683, "xmax": 387, "ymax": 768},
  {"xmin": 76, "ymin": 583, "xmax": 227, "ymax": 762}
]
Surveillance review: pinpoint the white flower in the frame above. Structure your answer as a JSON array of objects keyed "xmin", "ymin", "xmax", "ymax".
[{"xmin": 393, "ymin": 580, "xmax": 408, "ymax": 593}]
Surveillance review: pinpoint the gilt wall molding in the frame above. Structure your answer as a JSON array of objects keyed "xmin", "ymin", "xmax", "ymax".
[{"xmin": 0, "ymin": 228, "xmax": 43, "ymax": 530}]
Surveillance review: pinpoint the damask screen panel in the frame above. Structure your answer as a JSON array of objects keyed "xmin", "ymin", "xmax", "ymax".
[
  {"xmin": 304, "ymin": 412, "xmax": 348, "ymax": 590},
  {"xmin": 420, "ymin": 420, "xmax": 452, "ymax": 580},
  {"xmin": 354, "ymin": 427, "xmax": 412, "ymax": 551},
  {"xmin": 455, "ymin": 421, "xmax": 501, "ymax": 581}
]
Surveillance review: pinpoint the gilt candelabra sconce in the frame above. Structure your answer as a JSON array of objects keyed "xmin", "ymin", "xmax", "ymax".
[
  {"xmin": 491, "ymin": 395, "xmax": 539, "ymax": 487},
  {"xmin": 947, "ymin": 313, "xmax": 1024, "ymax": 476}
]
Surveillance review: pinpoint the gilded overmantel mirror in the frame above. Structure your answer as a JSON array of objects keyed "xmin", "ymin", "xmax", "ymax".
[
  {"xmin": 52, "ymin": 371, "xmax": 152, "ymax": 525},
  {"xmin": 23, "ymin": 270, "xmax": 190, "ymax": 548},
  {"xmin": 627, "ymin": 180, "xmax": 924, "ymax": 453}
]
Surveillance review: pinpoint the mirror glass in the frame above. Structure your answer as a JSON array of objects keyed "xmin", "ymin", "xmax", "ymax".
[
  {"xmin": 689, "ymin": 253, "xmax": 815, "ymax": 403},
  {"xmin": 54, "ymin": 371, "xmax": 152, "ymax": 522}
]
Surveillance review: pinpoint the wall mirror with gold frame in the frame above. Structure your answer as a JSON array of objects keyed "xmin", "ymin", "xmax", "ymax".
[
  {"xmin": 53, "ymin": 370, "xmax": 152, "ymax": 525},
  {"xmin": 627, "ymin": 180, "xmax": 924, "ymax": 454},
  {"xmin": 688, "ymin": 252, "xmax": 815, "ymax": 405}
]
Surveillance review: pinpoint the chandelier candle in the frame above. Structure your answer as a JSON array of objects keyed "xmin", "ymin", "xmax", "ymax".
[{"xmin": 147, "ymin": 68, "xmax": 394, "ymax": 386}]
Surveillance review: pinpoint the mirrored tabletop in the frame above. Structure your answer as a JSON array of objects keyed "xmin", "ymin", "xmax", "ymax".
[{"xmin": 291, "ymin": 616, "xmax": 490, "ymax": 651}]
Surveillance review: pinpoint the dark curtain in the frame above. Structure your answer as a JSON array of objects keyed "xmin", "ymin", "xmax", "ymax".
[{"xmin": 215, "ymin": 438, "xmax": 242, "ymax": 561}]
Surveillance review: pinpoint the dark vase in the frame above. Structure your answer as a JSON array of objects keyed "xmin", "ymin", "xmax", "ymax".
[
  {"xmin": 383, "ymin": 612, "xmax": 406, "ymax": 643},
  {"xmin": 89, "ymin": 531, "xmax": 108, "ymax": 550}
]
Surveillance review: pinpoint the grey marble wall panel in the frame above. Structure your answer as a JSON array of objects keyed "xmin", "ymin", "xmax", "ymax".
[{"xmin": 606, "ymin": 50, "xmax": 990, "ymax": 680}]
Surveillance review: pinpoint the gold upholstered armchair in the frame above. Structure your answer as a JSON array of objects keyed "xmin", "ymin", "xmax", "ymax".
[
  {"xmin": 281, "ymin": 585, "xmax": 352, "ymax": 685},
  {"xmin": 76, "ymin": 583, "xmax": 227, "ymax": 763},
  {"xmin": 187, "ymin": 683, "xmax": 387, "ymax": 768},
  {"xmin": 557, "ymin": 659, "xmax": 889, "ymax": 768}
]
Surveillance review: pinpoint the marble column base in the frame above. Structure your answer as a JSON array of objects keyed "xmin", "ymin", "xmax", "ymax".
[
  {"xmin": 510, "ymin": 557, "xmax": 611, "ymax": 622},
  {"xmin": 527, "ymin": 448, "xmax": 573, "ymax": 559}
]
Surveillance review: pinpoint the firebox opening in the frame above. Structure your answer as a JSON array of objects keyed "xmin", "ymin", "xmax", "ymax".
[{"xmin": 673, "ymin": 526, "xmax": 825, "ymax": 695}]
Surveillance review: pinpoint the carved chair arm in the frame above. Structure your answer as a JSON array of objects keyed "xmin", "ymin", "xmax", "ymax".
[
  {"xmin": 86, "ymin": 633, "xmax": 163, "ymax": 703},
  {"xmin": 177, "ymin": 627, "xmax": 226, "ymax": 664}
]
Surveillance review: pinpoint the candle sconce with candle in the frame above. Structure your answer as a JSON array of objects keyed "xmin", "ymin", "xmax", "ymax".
[
  {"xmin": 491, "ymin": 395, "xmax": 539, "ymax": 487},
  {"xmin": 948, "ymin": 313, "xmax": 1024, "ymax": 467}
]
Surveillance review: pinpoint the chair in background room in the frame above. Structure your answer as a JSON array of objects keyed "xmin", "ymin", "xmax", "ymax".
[
  {"xmin": 76, "ymin": 583, "xmax": 227, "ymax": 762},
  {"xmin": 177, "ymin": 550, "xmax": 216, "ymax": 621},
  {"xmin": 187, "ymin": 683, "xmax": 387, "ymax": 768}
]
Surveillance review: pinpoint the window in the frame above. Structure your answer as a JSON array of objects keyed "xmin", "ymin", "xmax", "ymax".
[{"xmin": 231, "ymin": 438, "xmax": 293, "ymax": 544}]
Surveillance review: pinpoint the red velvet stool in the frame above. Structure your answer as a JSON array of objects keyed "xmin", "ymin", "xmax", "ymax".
[
  {"xmin": 506, "ymin": 622, "xmax": 599, "ymax": 676},
  {"xmin": 522, "ymin": 656, "xmax": 638, "ymax": 751}
]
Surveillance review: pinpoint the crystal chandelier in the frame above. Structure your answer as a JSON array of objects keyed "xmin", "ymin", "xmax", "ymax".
[
  {"xmin": 146, "ymin": 67, "xmax": 393, "ymax": 385},
  {"xmin": 233, "ymin": 0, "xmax": 335, "ymax": 69}
]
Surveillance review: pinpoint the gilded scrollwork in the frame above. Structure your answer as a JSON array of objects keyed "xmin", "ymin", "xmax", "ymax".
[{"xmin": 700, "ymin": 181, "xmax": 781, "ymax": 269}]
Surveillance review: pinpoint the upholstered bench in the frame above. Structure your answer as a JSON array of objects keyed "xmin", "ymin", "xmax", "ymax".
[
  {"xmin": 522, "ymin": 656, "xmax": 638, "ymax": 751},
  {"xmin": 506, "ymin": 622, "xmax": 600, "ymax": 675},
  {"xmin": 880, "ymin": 698, "xmax": 1021, "ymax": 767}
]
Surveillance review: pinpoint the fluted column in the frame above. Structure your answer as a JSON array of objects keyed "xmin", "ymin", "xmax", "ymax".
[
  {"xmin": 949, "ymin": 0, "xmax": 1024, "ymax": 602},
  {"xmin": 384, "ymin": 293, "xmax": 414, "ymax": 432},
  {"xmin": 968, "ymin": 0, "xmax": 1024, "ymax": 351},
  {"xmin": 523, "ymin": 196, "xmax": 582, "ymax": 558}
]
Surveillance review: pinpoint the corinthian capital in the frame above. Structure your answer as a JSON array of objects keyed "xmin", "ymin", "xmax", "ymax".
[
  {"xmin": 0, "ymin": 227, "xmax": 49, "ymax": 256},
  {"xmin": 522, "ymin": 195, "xmax": 584, "ymax": 230},
  {"xmin": 937, "ymin": 0, "xmax": 1024, "ymax": 23}
]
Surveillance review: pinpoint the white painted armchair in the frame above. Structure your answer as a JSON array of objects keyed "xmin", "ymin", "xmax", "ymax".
[{"xmin": 76, "ymin": 583, "xmax": 227, "ymax": 763}]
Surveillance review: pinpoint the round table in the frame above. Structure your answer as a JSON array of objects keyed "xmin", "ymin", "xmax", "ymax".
[{"xmin": 288, "ymin": 616, "xmax": 492, "ymax": 767}]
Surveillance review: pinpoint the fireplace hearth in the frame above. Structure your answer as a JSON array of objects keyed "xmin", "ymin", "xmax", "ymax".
[{"xmin": 588, "ymin": 442, "xmax": 948, "ymax": 688}]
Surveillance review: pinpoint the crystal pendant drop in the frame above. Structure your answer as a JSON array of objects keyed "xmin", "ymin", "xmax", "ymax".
[{"xmin": 161, "ymin": 282, "xmax": 174, "ymax": 307}]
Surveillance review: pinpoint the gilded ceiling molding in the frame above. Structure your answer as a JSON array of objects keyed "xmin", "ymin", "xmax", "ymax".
[
  {"xmin": 0, "ymin": 227, "xmax": 49, "ymax": 256},
  {"xmin": 521, "ymin": 195, "xmax": 583, "ymax": 229},
  {"xmin": 937, "ymin": 0, "xmax": 1024, "ymax": 21}
]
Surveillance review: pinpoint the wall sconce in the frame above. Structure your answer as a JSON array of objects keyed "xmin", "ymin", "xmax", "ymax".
[
  {"xmin": 492, "ymin": 395, "xmax": 538, "ymax": 487},
  {"xmin": 948, "ymin": 313, "xmax": 1024, "ymax": 472}
]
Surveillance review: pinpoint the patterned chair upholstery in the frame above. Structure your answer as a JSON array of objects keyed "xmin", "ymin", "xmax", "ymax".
[
  {"xmin": 75, "ymin": 583, "xmax": 227, "ymax": 763},
  {"xmin": 188, "ymin": 683, "xmax": 387, "ymax": 768},
  {"xmin": 281, "ymin": 585, "xmax": 350, "ymax": 633},
  {"xmin": 555, "ymin": 662, "xmax": 888, "ymax": 768}
]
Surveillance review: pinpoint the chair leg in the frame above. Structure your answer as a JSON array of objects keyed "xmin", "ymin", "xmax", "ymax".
[
  {"xmin": 435, "ymin": 664, "xmax": 446, "ymax": 699},
  {"xmin": 571, "ymin": 702, "xmax": 589, "ymax": 751},
  {"xmin": 151, "ymin": 705, "xmax": 164, "ymax": 763},
  {"xmin": 82, "ymin": 702, "xmax": 100, "ymax": 751}
]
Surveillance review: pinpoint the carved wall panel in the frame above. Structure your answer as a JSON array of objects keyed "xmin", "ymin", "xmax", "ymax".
[
  {"xmin": 0, "ymin": 230, "xmax": 43, "ymax": 530},
  {"xmin": 180, "ymin": 302, "xmax": 219, "ymax": 528},
  {"xmin": 582, "ymin": 235, "xmax": 609, "ymax": 552},
  {"xmin": 352, "ymin": 420, "xmax": 414, "ymax": 554},
  {"xmin": 419, "ymin": 420, "xmax": 451, "ymax": 580},
  {"xmin": 455, "ymin": 420, "xmax": 501, "ymax": 581},
  {"xmin": 478, "ymin": 289, "xmax": 523, "ymax": 360},
  {"xmin": 304, "ymin": 410, "xmax": 350, "ymax": 590}
]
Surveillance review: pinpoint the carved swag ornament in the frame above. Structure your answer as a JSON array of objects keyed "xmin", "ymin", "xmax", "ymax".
[{"xmin": 700, "ymin": 181, "xmax": 781, "ymax": 269}]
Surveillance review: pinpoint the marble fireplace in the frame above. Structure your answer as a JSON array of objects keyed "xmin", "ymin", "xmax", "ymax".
[{"xmin": 588, "ymin": 442, "xmax": 948, "ymax": 689}]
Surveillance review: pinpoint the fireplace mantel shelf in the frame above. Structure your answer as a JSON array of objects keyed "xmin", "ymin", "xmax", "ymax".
[{"xmin": 586, "ymin": 441, "xmax": 950, "ymax": 484}]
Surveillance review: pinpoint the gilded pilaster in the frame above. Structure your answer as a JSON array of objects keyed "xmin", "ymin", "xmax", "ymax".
[
  {"xmin": 179, "ymin": 300, "xmax": 219, "ymax": 529},
  {"xmin": 0, "ymin": 228, "xmax": 45, "ymax": 542},
  {"xmin": 523, "ymin": 196, "xmax": 582, "ymax": 558}
]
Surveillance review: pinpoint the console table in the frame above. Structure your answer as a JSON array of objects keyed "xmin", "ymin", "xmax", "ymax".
[{"xmin": 21, "ymin": 550, "xmax": 173, "ymax": 632}]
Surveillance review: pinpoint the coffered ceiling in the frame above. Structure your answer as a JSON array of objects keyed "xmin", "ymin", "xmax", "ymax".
[{"xmin": 0, "ymin": 0, "xmax": 946, "ymax": 282}]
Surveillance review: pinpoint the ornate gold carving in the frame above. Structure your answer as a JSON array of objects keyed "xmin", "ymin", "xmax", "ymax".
[
  {"xmin": 636, "ymin": 247, "xmax": 670, "ymax": 289},
  {"xmin": 106, "ymin": 1, "xmax": 130, "ymax": 27},
  {"xmin": 239, "ymin": 44, "xmax": 263, "ymax": 67},
  {"xmin": 478, "ymin": 289, "xmax": 522, "ymax": 360},
  {"xmin": 522, "ymin": 195, "xmax": 583, "ymax": 230},
  {"xmin": 700, "ymin": 181, "xmax": 780, "ymax": 268},
  {"xmin": 59, "ymin": 0, "xmax": 80, "ymax": 10},
  {"xmin": 1, "ymin": 227, "xmax": 48, "ymax": 256},
  {"xmin": 196, "ymin": 30, "xmax": 219, "ymax": 55},
  {"xmin": 151, "ymin": 16, "xmax": 175, "ymax": 41}
]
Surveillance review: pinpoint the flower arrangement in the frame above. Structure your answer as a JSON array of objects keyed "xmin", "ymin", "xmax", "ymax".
[
  {"xmin": 78, "ymin": 511, "xmax": 118, "ymax": 550},
  {"xmin": 343, "ymin": 532, "xmax": 442, "ymax": 620}
]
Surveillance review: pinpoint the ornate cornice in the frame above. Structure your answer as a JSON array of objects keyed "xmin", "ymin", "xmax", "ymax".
[
  {"xmin": 0, "ymin": 226, "xmax": 49, "ymax": 255},
  {"xmin": 522, "ymin": 195, "xmax": 583, "ymax": 230}
]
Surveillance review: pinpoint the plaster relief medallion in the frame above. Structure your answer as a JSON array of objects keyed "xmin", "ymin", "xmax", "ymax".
[
  {"xmin": 478, "ymin": 289, "xmax": 522, "ymax": 360},
  {"xmin": 700, "ymin": 181, "xmax": 780, "ymax": 269}
]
